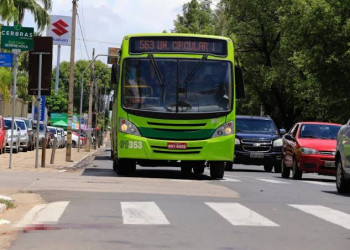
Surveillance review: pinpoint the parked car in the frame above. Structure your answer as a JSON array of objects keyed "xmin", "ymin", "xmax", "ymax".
[
  {"xmin": 281, "ymin": 121, "xmax": 342, "ymax": 179},
  {"xmin": 14, "ymin": 118, "xmax": 29, "ymax": 152},
  {"xmin": 335, "ymin": 119, "xmax": 350, "ymax": 193},
  {"xmin": 232, "ymin": 115, "xmax": 285, "ymax": 172},
  {"xmin": 16, "ymin": 117, "xmax": 35, "ymax": 151},
  {"xmin": 57, "ymin": 128, "xmax": 66, "ymax": 148},
  {"xmin": 47, "ymin": 126, "xmax": 65, "ymax": 148},
  {"xmin": 3, "ymin": 118, "xmax": 21, "ymax": 153},
  {"xmin": 64, "ymin": 131, "xmax": 82, "ymax": 148},
  {"xmin": 0, "ymin": 115, "xmax": 8, "ymax": 154},
  {"xmin": 33, "ymin": 122, "xmax": 46, "ymax": 146}
]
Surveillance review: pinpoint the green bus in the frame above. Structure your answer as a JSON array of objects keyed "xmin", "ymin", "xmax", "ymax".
[{"xmin": 110, "ymin": 33, "xmax": 244, "ymax": 178}]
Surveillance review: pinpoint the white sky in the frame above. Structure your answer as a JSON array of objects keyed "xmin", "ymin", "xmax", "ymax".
[{"xmin": 20, "ymin": 0, "xmax": 219, "ymax": 66}]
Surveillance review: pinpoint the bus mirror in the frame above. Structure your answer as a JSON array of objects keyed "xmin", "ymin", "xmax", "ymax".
[
  {"xmin": 235, "ymin": 66, "xmax": 245, "ymax": 99},
  {"xmin": 111, "ymin": 64, "xmax": 120, "ymax": 85}
]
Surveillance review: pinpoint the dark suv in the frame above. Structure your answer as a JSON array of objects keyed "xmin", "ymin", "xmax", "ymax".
[{"xmin": 232, "ymin": 115, "xmax": 285, "ymax": 172}]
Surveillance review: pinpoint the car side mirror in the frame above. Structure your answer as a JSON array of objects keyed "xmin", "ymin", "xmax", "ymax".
[
  {"xmin": 279, "ymin": 128, "xmax": 286, "ymax": 135},
  {"xmin": 284, "ymin": 134, "xmax": 295, "ymax": 141},
  {"xmin": 235, "ymin": 66, "xmax": 245, "ymax": 99}
]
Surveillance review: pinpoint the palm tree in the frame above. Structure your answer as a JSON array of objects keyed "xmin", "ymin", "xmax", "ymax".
[
  {"xmin": 0, "ymin": 0, "xmax": 16, "ymax": 23},
  {"xmin": 14, "ymin": 0, "xmax": 52, "ymax": 31}
]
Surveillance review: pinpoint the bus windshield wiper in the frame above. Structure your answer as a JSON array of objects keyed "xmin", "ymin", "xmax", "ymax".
[
  {"xmin": 148, "ymin": 54, "xmax": 165, "ymax": 101},
  {"xmin": 183, "ymin": 55, "xmax": 208, "ymax": 97}
]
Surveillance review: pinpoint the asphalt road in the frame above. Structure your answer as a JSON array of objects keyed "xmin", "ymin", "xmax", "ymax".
[{"xmin": 7, "ymin": 148, "xmax": 350, "ymax": 250}]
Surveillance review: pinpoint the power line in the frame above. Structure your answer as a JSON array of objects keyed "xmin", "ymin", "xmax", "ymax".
[{"xmin": 77, "ymin": 12, "xmax": 90, "ymax": 60}]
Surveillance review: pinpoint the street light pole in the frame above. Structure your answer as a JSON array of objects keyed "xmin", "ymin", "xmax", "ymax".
[{"xmin": 66, "ymin": 0, "xmax": 78, "ymax": 162}]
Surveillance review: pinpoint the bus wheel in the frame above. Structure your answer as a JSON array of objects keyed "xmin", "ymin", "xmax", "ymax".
[
  {"xmin": 181, "ymin": 166, "xmax": 192, "ymax": 176},
  {"xmin": 116, "ymin": 159, "xmax": 136, "ymax": 176},
  {"xmin": 209, "ymin": 162, "xmax": 225, "ymax": 179}
]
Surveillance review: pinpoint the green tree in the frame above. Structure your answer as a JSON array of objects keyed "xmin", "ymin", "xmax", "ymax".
[
  {"xmin": 0, "ymin": 68, "xmax": 11, "ymax": 102},
  {"xmin": 173, "ymin": 0, "xmax": 215, "ymax": 34}
]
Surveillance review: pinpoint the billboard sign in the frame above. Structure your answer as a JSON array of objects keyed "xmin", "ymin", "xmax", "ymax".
[
  {"xmin": 1, "ymin": 25, "xmax": 34, "ymax": 51},
  {"xmin": 46, "ymin": 15, "xmax": 72, "ymax": 46}
]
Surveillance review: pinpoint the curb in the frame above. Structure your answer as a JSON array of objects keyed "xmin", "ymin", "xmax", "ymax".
[{"xmin": 64, "ymin": 149, "xmax": 99, "ymax": 170}]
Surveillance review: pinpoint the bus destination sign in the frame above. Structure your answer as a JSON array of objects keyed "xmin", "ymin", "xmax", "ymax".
[{"xmin": 129, "ymin": 37, "xmax": 227, "ymax": 56}]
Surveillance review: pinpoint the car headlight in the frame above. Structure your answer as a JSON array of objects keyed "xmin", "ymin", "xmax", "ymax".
[
  {"xmin": 119, "ymin": 118, "xmax": 141, "ymax": 136},
  {"xmin": 235, "ymin": 138, "xmax": 240, "ymax": 145},
  {"xmin": 273, "ymin": 138, "xmax": 283, "ymax": 147},
  {"xmin": 300, "ymin": 147, "xmax": 319, "ymax": 155},
  {"xmin": 212, "ymin": 121, "xmax": 233, "ymax": 138}
]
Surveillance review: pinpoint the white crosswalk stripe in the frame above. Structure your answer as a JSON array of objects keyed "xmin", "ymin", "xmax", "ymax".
[
  {"xmin": 301, "ymin": 181, "xmax": 335, "ymax": 186},
  {"xmin": 206, "ymin": 202, "xmax": 279, "ymax": 227},
  {"xmin": 121, "ymin": 202, "xmax": 170, "ymax": 225},
  {"xmin": 14, "ymin": 201, "xmax": 70, "ymax": 228},
  {"xmin": 289, "ymin": 205, "xmax": 350, "ymax": 230},
  {"xmin": 257, "ymin": 178, "xmax": 290, "ymax": 184}
]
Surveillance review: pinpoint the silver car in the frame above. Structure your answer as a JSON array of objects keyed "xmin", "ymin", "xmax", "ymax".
[
  {"xmin": 15, "ymin": 118, "xmax": 29, "ymax": 152},
  {"xmin": 335, "ymin": 119, "xmax": 350, "ymax": 193},
  {"xmin": 3, "ymin": 118, "xmax": 21, "ymax": 153}
]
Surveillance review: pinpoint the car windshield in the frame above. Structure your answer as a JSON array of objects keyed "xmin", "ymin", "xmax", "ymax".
[
  {"xmin": 48, "ymin": 128, "xmax": 57, "ymax": 134},
  {"xmin": 23, "ymin": 120, "xmax": 31, "ymax": 129},
  {"xmin": 15, "ymin": 121, "xmax": 26, "ymax": 130},
  {"xmin": 4, "ymin": 119, "xmax": 17, "ymax": 129},
  {"xmin": 236, "ymin": 118, "xmax": 278, "ymax": 134},
  {"xmin": 122, "ymin": 58, "xmax": 232, "ymax": 113},
  {"xmin": 299, "ymin": 124, "xmax": 341, "ymax": 139}
]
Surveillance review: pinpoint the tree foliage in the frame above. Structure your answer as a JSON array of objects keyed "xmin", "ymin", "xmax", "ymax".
[{"xmin": 173, "ymin": 0, "xmax": 350, "ymax": 129}]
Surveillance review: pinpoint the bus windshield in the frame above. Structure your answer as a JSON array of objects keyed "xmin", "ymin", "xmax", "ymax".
[{"xmin": 122, "ymin": 58, "xmax": 232, "ymax": 113}]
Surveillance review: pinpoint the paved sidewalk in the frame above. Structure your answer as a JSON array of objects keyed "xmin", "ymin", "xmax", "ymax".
[{"xmin": 0, "ymin": 146, "xmax": 98, "ymax": 172}]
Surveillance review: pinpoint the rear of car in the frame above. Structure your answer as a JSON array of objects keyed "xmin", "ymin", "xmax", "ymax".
[
  {"xmin": 19, "ymin": 117, "xmax": 35, "ymax": 151},
  {"xmin": 15, "ymin": 118, "xmax": 29, "ymax": 152},
  {"xmin": 0, "ymin": 116, "xmax": 8, "ymax": 154},
  {"xmin": 234, "ymin": 115, "xmax": 284, "ymax": 172},
  {"xmin": 335, "ymin": 119, "xmax": 350, "ymax": 193},
  {"xmin": 4, "ymin": 118, "xmax": 20, "ymax": 153}
]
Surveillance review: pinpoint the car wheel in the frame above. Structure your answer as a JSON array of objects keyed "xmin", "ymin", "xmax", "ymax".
[
  {"xmin": 281, "ymin": 159, "xmax": 290, "ymax": 178},
  {"xmin": 274, "ymin": 163, "xmax": 281, "ymax": 173},
  {"xmin": 292, "ymin": 157, "xmax": 302, "ymax": 180},
  {"xmin": 209, "ymin": 161, "xmax": 225, "ymax": 179},
  {"xmin": 336, "ymin": 159, "xmax": 350, "ymax": 194},
  {"xmin": 23, "ymin": 147, "xmax": 27, "ymax": 152},
  {"xmin": 264, "ymin": 164, "xmax": 273, "ymax": 172}
]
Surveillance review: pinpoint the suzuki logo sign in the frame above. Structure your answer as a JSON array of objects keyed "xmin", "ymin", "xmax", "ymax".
[
  {"xmin": 46, "ymin": 15, "xmax": 72, "ymax": 46},
  {"xmin": 52, "ymin": 19, "xmax": 69, "ymax": 36}
]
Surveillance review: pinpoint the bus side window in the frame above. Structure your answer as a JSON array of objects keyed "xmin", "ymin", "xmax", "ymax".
[
  {"xmin": 111, "ymin": 63, "xmax": 120, "ymax": 85},
  {"xmin": 235, "ymin": 66, "xmax": 245, "ymax": 99}
]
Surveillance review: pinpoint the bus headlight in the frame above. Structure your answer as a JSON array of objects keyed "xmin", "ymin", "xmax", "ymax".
[
  {"xmin": 212, "ymin": 121, "xmax": 233, "ymax": 138},
  {"xmin": 119, "ymin": 118, "xmax": 141, "ymax": 136}
]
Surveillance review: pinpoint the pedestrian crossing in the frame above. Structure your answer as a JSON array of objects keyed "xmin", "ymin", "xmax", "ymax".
[{"xmin": 13, "ymin": 201, "xmax": 350, "ymax": 230}]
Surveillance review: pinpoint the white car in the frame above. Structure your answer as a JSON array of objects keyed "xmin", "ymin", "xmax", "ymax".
[
  {"xmin": 47, "ymin": 126, "xmax": 65, "ymax": 148},
  {"xmin": 64, "ymin": 131, "xmax": 82, "ymax": 148},
  {"xmin": 4, "ymin": 118, "xmax": 21, "ymax": 153},
  {"xmin": 15, "ymin": 118, "xmax": 29, "ymax": 152}
]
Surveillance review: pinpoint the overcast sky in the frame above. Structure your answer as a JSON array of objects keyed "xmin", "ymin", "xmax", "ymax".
[{"xmin": 20, "ymin": 0, "xmax": 218, "ymax": 66}]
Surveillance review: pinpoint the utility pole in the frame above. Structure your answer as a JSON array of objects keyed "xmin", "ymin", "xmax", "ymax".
[
  {"xmin": 66, "ymin": 0, "xmax": 78, "ymax": 162},
  {"xmin": 94, "ymin": 83, "xmax": 98, "ymax": 149},
  {"xmin": 86, "ymin": 48, "xmax": 95, "ymax": 152}
]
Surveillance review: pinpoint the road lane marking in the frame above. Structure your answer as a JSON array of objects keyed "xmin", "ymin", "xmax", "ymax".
[
  {"xmin": 14, "ymin": 202, "xmax": 70, "ymax": 228},
  {"xmin": 257, "ymin": 178, "xmax": 290, "ymax": 184},
  {"xmin": 220, "ymin": 177, "xmax": 241, "ymax": 182},
  {"xmin": 301, "ymin": 181, "xmax": 335, "ymax": 186},
  {"xmin": 289, "ymin": 205, "xmax": 350, "ymax": 230},
  {"xmin": 121, "ymin": 202, "xmax": 170, "ymax": 225},
  {"xmin": 206, "ymin": 202, "xmax": 279, "ymax": 227}
]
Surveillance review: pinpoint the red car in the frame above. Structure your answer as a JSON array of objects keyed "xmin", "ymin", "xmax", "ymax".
[
  {"xmin": 281, "ymin": 122, "xmax": 342, "ymax": 179},
  {"xmin": 0, "ymin": 115, "xmax": 8, "ymax": 154}
]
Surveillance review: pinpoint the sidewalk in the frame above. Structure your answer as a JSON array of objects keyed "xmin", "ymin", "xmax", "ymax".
[{"xmin": 0, "ymin": 146, "xmax": 97, "ymax": 172}]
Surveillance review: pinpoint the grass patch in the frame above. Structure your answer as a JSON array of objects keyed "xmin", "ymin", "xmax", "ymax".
[{"xmin": 0, "ymin": 199, "xmax": 15, "ymax": 209}]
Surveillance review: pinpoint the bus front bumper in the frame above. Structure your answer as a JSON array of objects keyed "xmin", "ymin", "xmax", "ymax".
[{"xmin": 117, "ymin": 134, "xmax": 234, "ymax": 162}]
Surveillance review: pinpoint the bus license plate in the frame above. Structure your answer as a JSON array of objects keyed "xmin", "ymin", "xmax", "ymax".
[
  {"xmin": 250, "ymin": 152, "xmax": 264, "ymax": 158},
  {"xmin": 325, "ymin": 161, "xmax": 335, "ymax": 168},
  {"xmin": 167, "ymin": 142, "xmax": 187, "ymax": 150}
]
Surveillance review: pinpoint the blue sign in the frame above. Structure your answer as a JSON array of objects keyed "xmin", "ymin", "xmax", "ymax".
[
  {"xmin": 34, "ymin": 96, "xmax": 46, "ymax": 121},
  {"xmin": 0, "ymin": 52, "xmax": 13, "ymax": 67}
]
